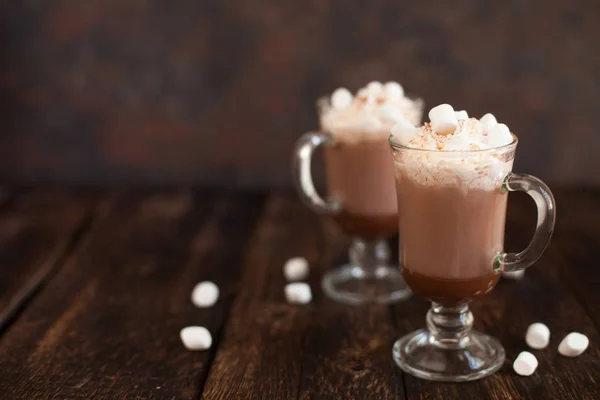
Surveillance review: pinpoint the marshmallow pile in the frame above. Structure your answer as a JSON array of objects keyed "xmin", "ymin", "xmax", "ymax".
[
  {"xmin": 391, "ymin": 103, "xmax": 514, "ymax": 151},
  {"xmin": 284, "ymin": 257, "xmax": 312, "ymax": 304},
  {"xmin": 512, "ymin": 322, "xmax": 590, "ymax": 376},
  {"xmin": 180, "ymin": 280, "xmax": 221, "ymax": 351},
  {"xmin": 320, "ymin": 81, "xmax": 424, "ymax": 138}
]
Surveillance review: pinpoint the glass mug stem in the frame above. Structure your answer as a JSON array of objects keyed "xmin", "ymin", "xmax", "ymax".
[
  {"xmin": 495, "ymin": 172, "xmax": 557, "ymax": 273},
  {"xmin": 426, "ymin": 302, "xmax": 473, "ymax": 347},
  {"xmin": 349, "ymin": 238, "xmax": 391, "ymax": 272}
]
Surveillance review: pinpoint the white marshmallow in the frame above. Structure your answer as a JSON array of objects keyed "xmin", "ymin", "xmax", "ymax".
[
  {"xmin": 391, "ymin": 120, "xmax": 420, "ymax": 146},
  {"xmin": 331, "ymin": 87, "xmax": 353, "ymax": 110},
  {"xmin": 480, "ymin": 113, "xmax": 498, "ymax": 131},
  {"xmin": 513, "ymin": 351, "xmax": 538, "ymax": 376},
  {"xmin": 357, "ymin": 87, "xmax": 370, "ymax": 99},
  {"xmin": 455, "ymin": 110, "xmax": 469, "ymax": 120},
  {"xmin": 502, "ymin": 270, "xmax": 525, "ymax": 280},
  {"xmin": 180, "ymin": 326, "xmax": 212, "ymax": 350},
  {"xmin": 285, "ymin": 282, "xmax": 312, "ymax": 304},
  {"xmin": 558, "ymin": 332, "xmax": 589, "ymax": 357},
  {"xmin": 526, "ymin": 323, "xmax": 550, "ymax": 349},
  {"xmin": 366, "ymin": 81, "xmax": 384, "ymax": 96},
  {"xmin": 486, "ymin": 123, "xmax": 513, "ymax": 148},
  {"xmin": 284, "ymin": 257, "xmax": 309, "ymax": 281},
  {"xmin": 428, "ymin": 104, "xmax": 458, "ymax": 135},
  {"xmin": 384, "ymin": 81, "xmax": 404, "ymax": 101},
  {"xmin": 379, "ymin": 104, "xmax": 410, "ymax": 124},
  {"xmin": 191, "ymin": 281, "xmax": 219, "ymax": 308}
]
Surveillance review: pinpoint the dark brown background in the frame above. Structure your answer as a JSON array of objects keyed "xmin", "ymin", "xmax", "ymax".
[{"xmin": 0, "ymin": 0, "xmax": 598, "ymax": 187}]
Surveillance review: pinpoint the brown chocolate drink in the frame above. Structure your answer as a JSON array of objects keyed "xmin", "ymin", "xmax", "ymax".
[
  {"xmin": 318, "ymin": 83, "xmax": 423, "ymax": 239},
  {"xmin": 391, "ymin": 131, "xmax": 515, "ymax": 303},
  {"xmin": 325, "ymin": 136, "xmax": 398, "ymax": 238}
]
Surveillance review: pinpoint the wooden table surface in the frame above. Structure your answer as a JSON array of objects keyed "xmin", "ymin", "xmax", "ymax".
[{"xmin": 0, "ymin": 189, "xmax": 598, "ymax": 399}]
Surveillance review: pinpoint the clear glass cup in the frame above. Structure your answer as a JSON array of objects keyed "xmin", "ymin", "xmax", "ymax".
[
  {"xmin": 388, "ymin": 134, "xmax": 556, "ymax": 381},
  {"xmin": 291, "ymin": 97, "xmax": 423, "ymax": 305}
]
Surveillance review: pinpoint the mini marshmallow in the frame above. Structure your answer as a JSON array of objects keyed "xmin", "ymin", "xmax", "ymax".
[
  {"xmin": 180, "ymin": 326, "xmax": 212, "ymax": 350},
  {"xmin": 513, "ymin": 351, "xmax": 538, "ymax": 376},
  {"xmin": 191, "ymin": 281, "xmax": 219, "ymax": 308},
  {"xmin": 384, "ymin": 81, "xmax": 404, "ymax": 101},
  {"xmin": 526, "ymin": 322, "xmax": 550, "ymax": 349},
  {"xmin": 428, "ymin": 104, "xmax": 458, "ymax": 135},
  {"xmin": 379, "ymin": 104, "xmax": 410, "ymax": 124},
  {"xmin": 558, "ymin": 332, "xmax": 589, "ymax": 357},
  {"xmin": 480, "ymin": 113, "xmax": 498, "ymax": 131},
  {"xmin": 366, "ymin": 81, "xmax": 384, "ymax": 96},
  {"xmin": 486, "ymin": 123, "xmax": 513, "ymax": 148},
  {"xmin": 455, "ymin": 110, "xmax": 469, "ymax": 120},
  {"xmin": 284, "ymin": 257, "xmax": 309, "ymax": 281},
  {"xmin": 391, "ymin": 120, "xmax": 420, "ymax": 145},
  {"xmin": 502, "ymin": 270, "xmax": 525, "ymax": 280},
  {"xmin": 331, "ymin": 87, "xmax": 353, "ymax": 110},
  {"xmin": 285, "ymin": 282, "xmax": 312, "ymax": 304},
  {"xmin": 357, "ymin": 87, "xmax": 370, "ymax": 99}
]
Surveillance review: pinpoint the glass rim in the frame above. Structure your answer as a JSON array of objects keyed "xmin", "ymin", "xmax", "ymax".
[{"xmin": 388, "ymin": 133, "xmax": 518, "ymax": 154}]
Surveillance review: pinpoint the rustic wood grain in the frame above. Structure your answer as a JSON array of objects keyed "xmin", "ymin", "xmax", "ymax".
[
  {"xmin": 202, "ymin": 193, "xmax": 405, "ymax": 399},
  {"xmin": 0, "ymin": 1, "xmax": 598, "ymax": 186},
  {"xmin": 394, "ymin": 192, "xmax": 600, "ymax": 400},
  {"xmin": 549, "ymin": 190, "xmax": 600, "ymax": 330},
  {"xmin": 0, "ymin": 190, "xmax": 96, "ymax": 332},
  {"xmin": 0, "ymin": 189, "xmax": 598, "ymax": 399},
  {"xmin": 0, "ymin": 190, "xmax": 265, "ymax": 399}
]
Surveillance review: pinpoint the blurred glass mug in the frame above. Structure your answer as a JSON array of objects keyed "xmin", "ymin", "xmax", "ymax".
[
  {"xmin": 388, "ymin": 134, "xmax": 556, "ymax": 381},
  {"xmin": 291, "ymin": 97, "xmax": 421, "ymax": 305}
]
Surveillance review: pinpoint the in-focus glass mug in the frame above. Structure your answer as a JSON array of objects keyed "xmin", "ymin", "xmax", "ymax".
[
  {"xmin": 388, "ymin": 134, "xmax": 556, "ymax": 381},
  {"xmin": 291, "ymin": 97, "xmax": 421, "ymax": 305}
]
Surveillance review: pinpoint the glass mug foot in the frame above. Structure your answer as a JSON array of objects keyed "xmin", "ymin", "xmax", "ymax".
[
  {"xmin": 393, "ymin": 329, "xmax": 505, "ymax": 382},
  {"xmin": 321, "ymin": 264, "xmax": 412, "ymax": 305}
]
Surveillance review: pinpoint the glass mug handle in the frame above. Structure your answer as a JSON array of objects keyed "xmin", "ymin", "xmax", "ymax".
[
  {"xmin": 495, "ymin": 172, "xmax": 557, "ymax": 272},
  {"xmin": 292, "ymin": 131, "xmax": 341, "ymax": 214}
]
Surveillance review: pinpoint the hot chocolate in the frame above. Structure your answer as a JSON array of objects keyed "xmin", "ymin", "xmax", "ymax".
[
  {"xmin": 320, "ymin": 82, "xmax": 423, "ymax": 238},
  {"xmin": 390, "ymin": 105, "xmax": 514, "ymax": 302},
  {"xmin": 389, "ymin": 103, "xmax": 556, "ymax": 381},
  {"xmin": 292, "ymin": 81, "xmax": 424, "ymax": 305}
]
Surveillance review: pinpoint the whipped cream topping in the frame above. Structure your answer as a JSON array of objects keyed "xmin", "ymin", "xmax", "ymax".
[
  {"xmin": 391, "ymin": 103, "xmax": 514, "ymax": 151},
  {"xmin": 391, "ymin": 104, "xmax": 516, "ymax": 190},
  {"xmin": 320, "ymin": 81, "xmax": 424, "ymax": 140}
]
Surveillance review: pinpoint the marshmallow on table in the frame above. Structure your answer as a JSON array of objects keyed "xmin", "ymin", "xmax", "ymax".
[
  {"xmin": 284, "ymin": 257, "xmax": 309, "ymax": 281},
  {"xmin": 331, "ymin": 87, "xmax": 353, "ymax": 110},
  {"xmin": 526, "ymin": 322, "xmax": 550, "ymax": 349},
  {"xmin": 180, "ymin": 326, "xmax": 212, "ymax": 351},
  {"xmin": 513, "ymin": 351, "xmax": 538, "ymax": 376},
  {"xmin": 503, "ymin": 270, "xmax": 525, "ymax": 280},
  {"xmin": 285, "ymin": 282, "xmax": 312, "ymax": 304},
  {"xmin": 191, "ymin": 281, "xmax": 219, "ymax": 308},
  {"xmin": 558, "ymin": 332, "xmax": 589, "ymax": 357},
  {"xmin": 384, "ymin": 81, "xmax": 404, "ymax": 101},
  {"xmin": 428, "ymin": 104, "xmax": 458, "ymax": 135}
]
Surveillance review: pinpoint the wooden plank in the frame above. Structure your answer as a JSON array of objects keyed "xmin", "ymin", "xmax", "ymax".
[
  {"xmin": 0, "ymin": 190, "xmax": 96, "ymax": 332},
  {"xmin": 203, "ymin": 193, "xmax": 405, "ymax": 399},
  {"xmin": 549, "ymin": 190, "xmax": 600, "ymax": 329},
  {"xmin": 395, "ymin": 191, "xmax": 600, "ymax": 400},
  {"xmin": 0, "ymin": 190, "xmax": 265, "ymax": 399}
]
